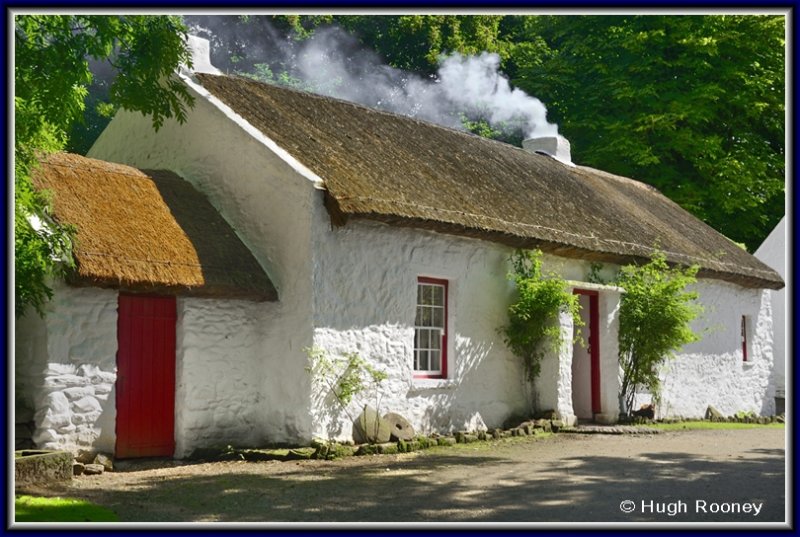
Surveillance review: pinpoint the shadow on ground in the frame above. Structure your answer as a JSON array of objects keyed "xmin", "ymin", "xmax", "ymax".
[{"xmin": 27, "ymin": 441, "xmax": 785, "ymax": 523}]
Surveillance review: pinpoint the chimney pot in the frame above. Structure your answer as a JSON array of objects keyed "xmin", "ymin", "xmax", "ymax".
[
  {"xmin": 522, "ymin": 135, "xmax": 573, "ymax": 165},
  {"xmin": 183, "ymin": 35, "xmax": 221, "ymax": 76}
]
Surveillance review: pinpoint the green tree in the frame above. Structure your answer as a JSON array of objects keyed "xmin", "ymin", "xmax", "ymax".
[
  {"xmin": 511, "ymin": 15, "xmax": 785, "ymax": 250},
  {"xmin": 15, "ymin": 15, "xmax": 194, "ymax": 318},
  {"xmin": 616, "ymin": 253, "xmax": 703, "ymax": 415}
]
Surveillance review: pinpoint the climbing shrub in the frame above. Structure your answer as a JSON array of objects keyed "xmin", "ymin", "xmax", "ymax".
[
  {"xmin": 305, "ymin": 347, "xmax": 387, "ymax": 422},
  {"xmin": 503, "ymin": 249, "xmax": 582, "ymax": 382},
  {"xmin": 617, "ymin": 252, "xmax": 703, "ymax": 415}
]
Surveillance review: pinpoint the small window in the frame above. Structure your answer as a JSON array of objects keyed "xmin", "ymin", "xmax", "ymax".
[
  {"xmin": 414, "ymin": 277, "xmax": 448, "ymax": 378},
  {"xmin": 741, "ymin": 315, "xmax": 749, "ymax": 362}
]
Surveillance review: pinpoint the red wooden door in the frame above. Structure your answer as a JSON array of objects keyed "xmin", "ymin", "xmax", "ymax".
[
  {"xmin": 116, "ymin": 294, "xmax": 176, "ymax": 458},
  {"xmin": 587, "ymin": 293, "xmax": 601, "ymax": 414},
  {"xmin": 574, "ymin": 290, "xmax": 601, "ymax": 415}
]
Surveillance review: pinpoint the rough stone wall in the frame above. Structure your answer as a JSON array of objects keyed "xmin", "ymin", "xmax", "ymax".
[
  {"xmin": 656, "ymin": 282, "xmax": 775, "ymax": 418},
  {"xmin": 174, "ymin": 298, "xmax": 268, "ymax": 457},
  {"xmin": 15, "ymin": 284, "xmax": 118, "ymax": 454},
  {"xmin": 89, "ymin": 76, "xmax": 319, "ymax": 445},
  {"xmin": 310, "ymin": 213, "xmax": 530, "ymax": 441}
]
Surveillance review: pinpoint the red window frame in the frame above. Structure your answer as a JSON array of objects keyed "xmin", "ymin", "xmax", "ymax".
[
  {"xmin": 414, "ymin": 277, "xmax": 448, "ymax": 379},
  {"xmin": 741, "ymin": 315, "xmax": 748, "ymax": 362}
]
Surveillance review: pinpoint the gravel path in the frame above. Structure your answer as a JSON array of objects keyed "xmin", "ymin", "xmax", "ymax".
[{"xmin": 20, "ymin": 428, "xmax": 786, "ymax": 524}]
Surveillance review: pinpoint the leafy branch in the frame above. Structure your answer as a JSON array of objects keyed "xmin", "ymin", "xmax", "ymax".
[
  {"xmin": 503, "ymin": 249, "xmax": 583, "ymax": 382},
  {"xmin": 305, "ymin": 347, "xmax": 387, "ymax": 424}
]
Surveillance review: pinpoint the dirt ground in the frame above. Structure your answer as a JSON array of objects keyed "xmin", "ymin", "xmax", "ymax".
[{"xmin": 18, "ymin": 428, "xmax": 786, "ymax": 524}]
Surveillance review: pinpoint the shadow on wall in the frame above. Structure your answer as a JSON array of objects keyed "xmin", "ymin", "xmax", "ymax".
[
  {"xmin": 415, "ymin": 336, "xmax": 526, "ymax": 434},
  {"xmin": 44, "ymin": 446, "xmax": 786, "ymax": 522},
  {"xmin": 146, "ymin": 170, "xmax": 277, "ymax": 300}
]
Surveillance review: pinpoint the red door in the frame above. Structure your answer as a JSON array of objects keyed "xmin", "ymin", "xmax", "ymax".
[
  {"xmin": 116, "ymin": 294, "xmax": 176, "ymax": 458},
  {"xmin": 574, "ymin": 290, "xmax": 601, "ymax": 415}
]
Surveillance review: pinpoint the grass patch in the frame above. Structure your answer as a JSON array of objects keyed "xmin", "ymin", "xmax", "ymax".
[
  {"xmin": 647, "ymin": 421, "xmax": 785, "ymax": 431},
  {"xmin": 15, "ymin": 495, "xmax": 118, "ymax": 522}
]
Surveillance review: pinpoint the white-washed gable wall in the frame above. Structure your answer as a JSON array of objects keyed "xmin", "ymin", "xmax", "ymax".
[
  {"xmin": 89, "ymin": 82, "xmax": 319, "ymax": 446},
  {"xmin": 656, "ymin": 281, "xmax": 775, "ymax": 418},
  {"xmin": 755, "ymin": 217, "xmax": 785, "ymax": 399}
]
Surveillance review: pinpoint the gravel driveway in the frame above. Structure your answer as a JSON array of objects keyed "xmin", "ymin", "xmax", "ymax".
[{"xmin": 20, "ymin": 428, "xmax": 786, "ymax": 524}]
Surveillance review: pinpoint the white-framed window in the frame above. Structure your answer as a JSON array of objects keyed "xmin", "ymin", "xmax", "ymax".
[{"xmin": 414, "ymin": 277, "xmax": 448, "ymax": 378}]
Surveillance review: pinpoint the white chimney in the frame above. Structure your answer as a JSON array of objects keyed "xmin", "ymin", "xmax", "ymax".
[
  {"xmin": 522, "ymin": 135, "xmax": 573, "ymax": 166},
  {"xmin": 182, "ymin": 35, "xmax": 221, "ymax": 76}
]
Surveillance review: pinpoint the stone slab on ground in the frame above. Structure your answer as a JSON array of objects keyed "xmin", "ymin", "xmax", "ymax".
[{"xmin": 15, "ymin": 450, "xmax": 73, "ymax": 486}]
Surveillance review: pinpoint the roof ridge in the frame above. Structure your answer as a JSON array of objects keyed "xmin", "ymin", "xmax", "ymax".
[{"xmin": 201, "ymin": 73, "xmax": 543, "ymax": 158}]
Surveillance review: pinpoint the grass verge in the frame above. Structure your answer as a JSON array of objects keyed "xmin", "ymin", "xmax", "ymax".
[
  {"xmin": 15, "ymin": 495, "xmax": 118, "ymax": 522},
  {"xmin": 646, "ymin": 421, "xmax": 785, "ymax": 431}
]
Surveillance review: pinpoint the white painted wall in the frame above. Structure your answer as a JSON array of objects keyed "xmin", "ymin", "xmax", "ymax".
[
  {"xmin": 656, "ymin": 281, "xmax": 775, "ymax": 418},
  {"xmin": 533, "ymin": 310, "xmax": 577, "ymax": 425},
  {"xmin": 755, "ymin": 217, "xmax": 786, "ymax": 398},
  {"xmin": 596, "ymin": 288, "xmax": 623, "ymax": 423},
  {"xmin": 174, "ymin": 298, "xmax": 267, "ymax": 457},
  {"xmin": 307, "ymin": 206, "xmax": 630, "ymax": 438},
  {"xmin": 309, "ymin": 211, "xmax": 530, "ymax": 440},
  {"xmin": 15, "ymin": 283, "xmax": 118, "ymax": 454},
  {"xmin": 89, "ymin": 75, "xmax": 319, "ymax": 446}
]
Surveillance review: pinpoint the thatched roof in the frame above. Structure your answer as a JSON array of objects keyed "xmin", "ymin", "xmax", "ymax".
[
  {"xmin": 32, "ymin": 152, "xmax": 277, "ymax": 301},
  {"xmin": 195, "ymin": 74, "xmax": 783, "ymax": 290}
]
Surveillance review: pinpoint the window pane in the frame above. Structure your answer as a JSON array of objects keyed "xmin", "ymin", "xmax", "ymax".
[
  {"xmin": 414, "ymin": 350, "xmax": 420, "ymax": 370},
  {"xmin": 417, "ymin": 285, "xmax": 423, "ymax": 305},
  {"xmin": 432, "ymin": 285, "xmax": 444, "ymax": 306},
  {"xmin": 423, "ymin": 285, "xmax": 432, "ymax": 304},
  {"xmin": 419, "ymin": 350, "xmax": 429, "ymax": 371},
  {"xmin": 415, "ymin": 306, "xmax": 424, "ymax": 325},
  {"xmin": 421, "ymin": 307, "xmax": 432, "ymax": 326},
  {"xmin": 430, "ymin": 330, "xmax": 441, "ymax": 350},
  {"xmin": 414, "ymin": 330, "xmax": 420, "ymax": 349},
  {"xmin": 429, "ymin": 351, "xmax": 441, "ymax": 372},
  {"xmin": 433, "ymin": 307, "xmax": 443, "ymax": 328}
]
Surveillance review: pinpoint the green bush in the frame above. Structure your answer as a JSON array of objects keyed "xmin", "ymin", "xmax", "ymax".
[
  {"xmin": 503, "ymin": 249, "xmax": 582, "ymax": 381},
  {"xmin": 617, "ymin": 252, "xmax": 703, "ymax": 414}
]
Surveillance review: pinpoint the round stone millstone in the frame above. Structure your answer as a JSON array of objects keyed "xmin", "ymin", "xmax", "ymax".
[{"xmin": 383, "ymin": 412, "xmax": 415, "ymax": 442}]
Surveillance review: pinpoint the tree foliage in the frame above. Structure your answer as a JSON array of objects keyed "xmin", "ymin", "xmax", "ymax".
[
  {"xmin": 14, "ymin": 15, "xmax": 194, "ymax": 317},
  {"xmin": 186, "ymin": 15, "xmax": 508, "ymax": 76},
  {"xmin": 616, "ymin": 252, "xmax": 703, "ymax": 415},
  {"xmin": 510, "ymin": 15, "xmax": 785, "ymax": 250},
  {"xmin": 76, "ymin": 15, "xmax": 785, "ymax": 250},
  {"xmin": 504, "ymin": 250, "xmax": 583, "ymax": 382}
]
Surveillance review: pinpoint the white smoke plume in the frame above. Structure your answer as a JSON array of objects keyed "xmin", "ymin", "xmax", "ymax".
[{"xmin": 198, "ymin": 23, "xmax": 558, "ymax": 139}]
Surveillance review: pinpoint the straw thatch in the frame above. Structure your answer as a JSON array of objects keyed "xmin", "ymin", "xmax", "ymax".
[
  {"xmin": 32, "ymin": 152, "xmax": 277, "ymax": 301},
  {"xmin": 195, "ymin": 73, "xmax": 783, "ymax": 290}
]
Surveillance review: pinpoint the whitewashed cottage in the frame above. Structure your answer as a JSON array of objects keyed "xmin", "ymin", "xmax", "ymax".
[{"xmin": 15, "ymin": 39, "xmax": 784, "ymax": 458}]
